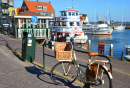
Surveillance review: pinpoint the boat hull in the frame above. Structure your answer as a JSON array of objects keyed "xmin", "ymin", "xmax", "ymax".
[
  {"xmin": 114, "ymin": 26, "xmax": 125, "ymax": 30},
  {"xmin": 66, "ymin": 35, "xmax": 88, "ymax": 43},
  {"xmin": 84, "ymin": 29, "xmax": 113, "ymax": 35},
  {"xmin": 124, "ymin": 55, "xmax": 130, "ymax": 60}
]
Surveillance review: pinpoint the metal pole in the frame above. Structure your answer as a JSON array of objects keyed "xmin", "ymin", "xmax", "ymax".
[
  {"xmin": 110, "ymin": 44, "xmax": 113, "ymax": 57},
  {"xmin": 43, "ymin": 45, "xmax": 45, "ymax": 69}
]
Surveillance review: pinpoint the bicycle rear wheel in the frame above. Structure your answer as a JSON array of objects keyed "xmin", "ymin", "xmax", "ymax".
[
  {"xmin": 51, "ymin": 61, "xmax": 78, "ymax": 86},
  {"xmin": 91, "ymin": 65, "xmax": 112, "ymax": 88}
]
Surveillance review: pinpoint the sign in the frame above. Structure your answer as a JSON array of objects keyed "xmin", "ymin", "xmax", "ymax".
[
  {"xmin": 98, "ymin": 42, "xmax": 105, "ymax": 54},
  {"xmin": 31, "ymin": 16, "xmax": 38, "ymax": 23}
]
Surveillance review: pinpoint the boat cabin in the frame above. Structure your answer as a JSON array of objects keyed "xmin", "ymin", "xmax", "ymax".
[{"xmin": 49, "ymin": 9, "xmax": 83, "ymax": 37}]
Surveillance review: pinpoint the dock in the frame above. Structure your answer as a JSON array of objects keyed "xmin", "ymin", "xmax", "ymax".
[{"xmin": 0, "ymin": 34, "xmax": 130, "ymax": 88}]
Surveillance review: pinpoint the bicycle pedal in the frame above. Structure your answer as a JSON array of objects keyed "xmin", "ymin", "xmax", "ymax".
[{"xmin": 72, "ymin": 76, "xmax": 76, "ymax": 78}]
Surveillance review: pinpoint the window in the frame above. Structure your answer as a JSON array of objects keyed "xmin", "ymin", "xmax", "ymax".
[
  {"xmin": 58, "ymin": 22, "xmax": 62, "ymax": 26},
  {"xmin": 64, "ymin": 12, "xmax": 67, "ymax": 16},
  {"xmin": 77, "ymin": 22, "xmax": 81, "ymax": 26},
  {"xmin": 61, "ymin": 12, "xmax": 67, "ymax": 16},
  {"xmin": 51, "ymin": 13, "xmax": 54, "ymax": 17},
  {"xmin": 62, "ymin": 22, "xmax": 66, "ymax": 26},
  {"xmin": 37, "ymin": 6, "xmax": 42, "ymax": 10},
  {"xmin": 40, "ymin": 12, "xmax": 44, "ymax": 15},
  {"xmin": 49, "ymin": 22, "xmax": 54, "ymax": 26},
  {"xmin": 44, "ymin": 12, "xmax": 50, "ymax": 16},
  {"xmin": 43, "ymin": 6, "xmax": 47, "ymax": 10},
  {"xmin": 61, "ymin": 12, "xmax": 64, "ymax": 16},
  {"xmin": 68, "ymin": 12, "xmax": 71, "ymax": 16},
  {"xmin": 54, "ymin": 22, "xmax": 58, "ymax": 26},
  {"xmin": 76, "ymin": 12, "xmax": 79, "ymax": 16},
  {"xmin": 70, "ymin": 22, "xmax": 74, "ymax": 26},
  {"xmin": 72, "ymin": 12, "xmax": 75, "ymax": 16}
]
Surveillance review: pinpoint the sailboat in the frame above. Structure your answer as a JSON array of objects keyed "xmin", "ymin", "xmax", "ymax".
[{"xmin": 114, "ymin": 1, "xmax": 125, "ymax": 30}]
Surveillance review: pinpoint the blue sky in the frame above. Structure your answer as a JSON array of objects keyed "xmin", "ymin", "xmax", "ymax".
[{"xmin": 14, "ymin": 0, "xmax": 130, "ymax": 22}]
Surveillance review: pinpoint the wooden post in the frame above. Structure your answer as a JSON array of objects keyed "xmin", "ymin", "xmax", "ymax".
[
  {"xmin": 110, "ymin": 44, "xmax": 113, "ymax": 57},
  {"xmin": 121, "ymin": 52, "xmax": 124, "ymax": 60},
  {"xmin": 88, "ymin": 40, "xmax": 91, "ymax": 51}
]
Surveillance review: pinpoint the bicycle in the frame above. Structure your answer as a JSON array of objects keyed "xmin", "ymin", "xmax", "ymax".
[{"xmin": 51, "ymin": 36, "xmax": 113, "ymax": 88}]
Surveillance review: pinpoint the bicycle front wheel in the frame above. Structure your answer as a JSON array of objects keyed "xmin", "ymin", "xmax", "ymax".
[{"xmin": 51, "ymin": 61, "xmax": 78, "ymax": 86}]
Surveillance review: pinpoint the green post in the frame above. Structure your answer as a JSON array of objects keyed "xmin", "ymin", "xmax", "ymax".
[{"xmin": 43, "ymin": 44, "xmax": 45, "ymax": 69}]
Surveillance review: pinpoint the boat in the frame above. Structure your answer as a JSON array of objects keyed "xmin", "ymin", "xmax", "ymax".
[
  {"xmin": 124, "ymin": 45, "xmax": 130, "ymax": 60},
  {"xmin": 80, "ymin": 14, "xmax": 92, "ymax": 31},
  {"xmin": 49, "ymin": 8, "xmax": 88, "ymax": 43},
  {"xmin": 114, "ymin": 1, "xmax": 125, "ymax": 30},
  {"xmin": 114, "ymin": 25, "xmax": 125, "ymax": 30},
  {"xmin": 82, "ymin": 20, "xmax": 113, "ymax": 35}
]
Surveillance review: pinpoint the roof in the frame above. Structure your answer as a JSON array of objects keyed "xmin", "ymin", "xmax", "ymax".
[
  {"xmin": 24, "ymin": 1, "xmax": 55, "ymax": 12},
  {"xmin": 16, "ymin": 8, "xmax": 21, "ymax": 14},
  {"xmin": 18, "ymin": 10, "xmax": 42, "ymax": 16}
]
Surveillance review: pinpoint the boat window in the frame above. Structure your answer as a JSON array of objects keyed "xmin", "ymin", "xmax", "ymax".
[
  {"xmin": 77, "ymin": 22, "xmax": 81, "ymax": 26},
  {"xmin": 61, "ymin": 12, "xmax": 67, "ymax": 16},
  {"xmin": 76, "ymin": 12, "xmax": 79, "ymax": 16},
  {"xmin": 61, "ymin": 12, "xmax": 64, "ymax": 16},
  {"xmin": 58, "ymin": 22, "xmax": 62, "ymax": 26},
  {"xmin": 72, "ymin": 12, "xmax": 75, "ymax": 16},
  {"xmin": 68, "ymin": 12, "xmax": 71, "ymax": 16},
  {"xmin": 49, "ymin": 22, "xmax": 54, "ymax": 26},
  {"xmin": 70, "ymin": 22, "xmax": 74, "ymax": 26},
  {"xmin": 54, "ymin": 22, "xmax": 58, "ymax": 26},
  {"xmin": 62, "ymin": 22, "xmax": 66, "ymax": 26},
  {"xmin": 64, "ymin": 12, "xmax": 67, "ymax": 16}
]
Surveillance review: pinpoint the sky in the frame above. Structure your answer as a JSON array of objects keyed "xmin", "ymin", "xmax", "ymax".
[{"xmin": 14, "ymin": 0, "xmax": 130, "ymax": 22}]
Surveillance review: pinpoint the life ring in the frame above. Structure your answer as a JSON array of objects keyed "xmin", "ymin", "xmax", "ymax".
[{"xmin": 58, "ymin": 18, "xmax": 61, "ymax": 21}]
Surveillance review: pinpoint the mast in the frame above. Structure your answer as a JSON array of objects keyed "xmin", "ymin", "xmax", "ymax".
[
  {"xmin": 107, "ymin": 3, "xmax": 109, "ymax": 24},
  {"xmin": 122, "ymin": 0, "xmax": 124, "ymax": 25},
  {"xmin": 72, "ymin": 0, "xmax": 73, "ymax": 9}
]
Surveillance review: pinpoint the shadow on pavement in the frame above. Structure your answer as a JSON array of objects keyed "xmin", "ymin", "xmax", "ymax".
[{"xmin": 25, "ymin": 65, "xmax": 81, "ymax": 88}]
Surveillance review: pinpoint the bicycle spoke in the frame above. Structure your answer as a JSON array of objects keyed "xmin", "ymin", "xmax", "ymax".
[{"xmin": 51, "ymin": 62, "xmax": 78, "ymax": 86}]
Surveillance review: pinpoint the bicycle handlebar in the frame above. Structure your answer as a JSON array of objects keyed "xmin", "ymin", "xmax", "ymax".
[{"xmin": 70, "ymin": 36, "xmax": 82, "ymax": 47}]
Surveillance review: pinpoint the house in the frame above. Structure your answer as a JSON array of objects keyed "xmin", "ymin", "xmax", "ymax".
[
  {"xmin": 10, "ymin": 0, "xmax": 55, "ymax": 39},
  {"xmin": 19, "ymin": 0, "xmax": 55, "ymax": 17},
  {"xmin": 0, "ymin": 0, "xmax": 14, "ymax": 33}
]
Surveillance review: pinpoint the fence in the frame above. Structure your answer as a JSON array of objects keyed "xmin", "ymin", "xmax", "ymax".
[{"xmin": 17, "ymin": 28, "xmax": 52, "ymax": 39}]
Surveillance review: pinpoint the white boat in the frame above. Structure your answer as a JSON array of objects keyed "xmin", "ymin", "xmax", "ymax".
[
  {"xmin": 83, "ymin": 20, "xmax": 113, "ymax": 35},
  {"xmin": 114, "ymin": 25, "xmax": 125, "ymax": 30},
  {"xmin": 124, "ymin": 45, "xmax": 130, "ymax": 60},
  {"xmin": 49, "ymin": 8, "xmax": 88, "ymax": 43},
  {"xmin": 114, "ymin": 1, "xmax": 125, "ymax": 30}
]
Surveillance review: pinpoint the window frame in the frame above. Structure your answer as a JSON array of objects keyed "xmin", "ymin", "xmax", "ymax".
[
  {"xmin": 37, "ymin": 6, "xmax": 42, "ymax": 10},
  {"xmin": 43, "ymin": 6, "xmax": 47, "ymax": 10}
]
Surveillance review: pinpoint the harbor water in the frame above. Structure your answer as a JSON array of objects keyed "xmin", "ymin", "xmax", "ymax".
[{"xmin": 87, "ymin": 29, "xmax": 130, "ymax": 61}]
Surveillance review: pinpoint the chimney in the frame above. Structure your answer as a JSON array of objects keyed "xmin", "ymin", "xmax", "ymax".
[
  {"xmin": 49, "ymin": 1, "xmax": 51, "ymax": 3},
  {"xmin": 37, "ymin": 0, "xmax": 39, "ymax": 3}
]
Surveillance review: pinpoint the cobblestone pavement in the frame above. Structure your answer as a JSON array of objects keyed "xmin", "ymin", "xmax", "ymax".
[{"xmin": 0, "ymin": 34, "xmax": 130, "ymax": 88}]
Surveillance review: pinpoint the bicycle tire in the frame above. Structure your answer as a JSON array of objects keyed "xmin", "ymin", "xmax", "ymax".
[
  {"xmin": 51, "ymin": 61, "xmax": 78, "ymax": 86},
  {"xmin": 90, "ymin": 65, "xmax": 112, "ymax": 88}
]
